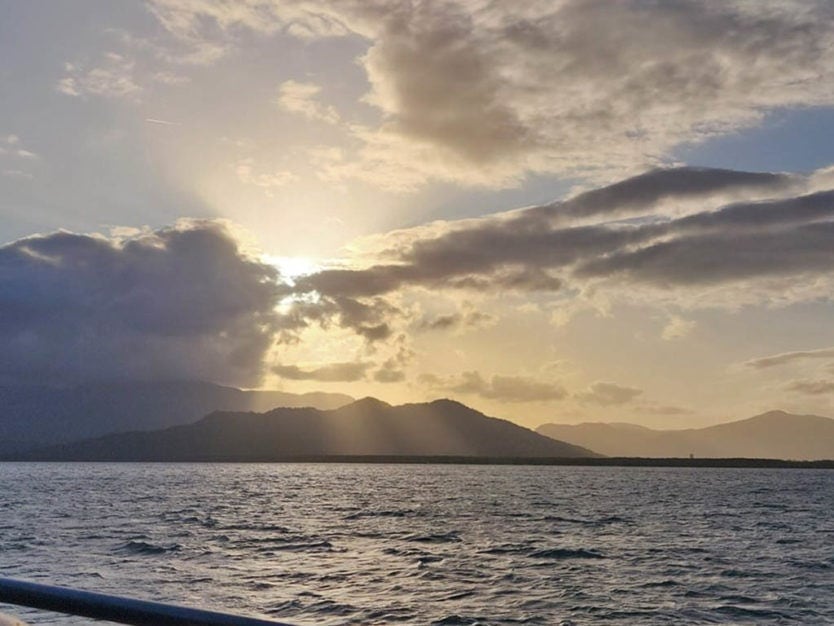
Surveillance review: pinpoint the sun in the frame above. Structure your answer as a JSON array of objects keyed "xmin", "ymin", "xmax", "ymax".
[{"xmin": 263, "ymin": 254, "xmax": 322, "ymax": 282}]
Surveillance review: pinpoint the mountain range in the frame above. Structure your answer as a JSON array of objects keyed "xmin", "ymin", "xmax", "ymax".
[
  {"xmin": 0, "ymin": 380, "xmax": 353, "ymax": 453},
  {"xmin": 2, "ymin": 378, "xmax": 830, "ymax": 461},
  {"xmin": 537, "ymin": 410, "xmax": 834, "ymax": 460},
  {"xmin": 15, "ymin": 398, "xmax": 598, "ymax": 461}
]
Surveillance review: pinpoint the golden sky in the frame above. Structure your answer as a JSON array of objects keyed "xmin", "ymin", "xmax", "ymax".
[{"xmin": 4, "ymin": 1, "xmax": 834, "ymax": 428}]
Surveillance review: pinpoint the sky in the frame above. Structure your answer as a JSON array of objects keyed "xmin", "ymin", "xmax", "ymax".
[{"xmin": 4, "ymin": 0, "xmax": 834, "ymax": 429}]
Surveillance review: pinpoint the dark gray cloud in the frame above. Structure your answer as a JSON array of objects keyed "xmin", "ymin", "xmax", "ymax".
[
  {"xmin": 364, "ymin": 1, "xmax": 530, "ymax": 165},
  {"xmin": 328, "ymin": 296, "xmax": 396, "ymax": 342},
  {"xmin": 421, "ymin": 371, "xmax": 567, "ymax": 403},
  {"xmin": 671, "ymin": 189, "xmax": 834, "ymax": 233},
  {"xmin": 273, "ymin": 361, "xmax": 371, "ymax": 382},
  {"xmin": 418, "ymin": 308, "xmax": 496, "ymax": 333},
  {"xmin": 575, "ymin": 188, "xmax": 834, "ymax": 285},
  {"xmin": 0, "ymin": 221, "xmax": 284, "ymax": 386},
  {"xmin": 537, "ymin": 167, "xmax": 799, "ymax": 223},
  {"xmin": 296, "ymin": 168, "xmax": 834, "ymax": 313},
  {"xmin": 278, "ymin": 293, "xmax": 397, "ymax": 343},
  {"xmin": 577, "ymin": 382, "xmax": 643, "ymax": 406},
  {"xmin": 578, "ymin": 222, "xmax": 834, "ymax": 286},
  {"xmin": 299, "ymin": 262, "xmax": 564, "ymax": 298}
]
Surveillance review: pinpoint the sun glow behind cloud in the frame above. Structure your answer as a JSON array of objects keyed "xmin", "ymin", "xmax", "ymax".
[
  {"xmin": 5, "ymin": 0, "xmax": 834, "ymax": 427},
  {"xmin": 264, "ymin": 255, "xmax": 322, "ymax": 282}
]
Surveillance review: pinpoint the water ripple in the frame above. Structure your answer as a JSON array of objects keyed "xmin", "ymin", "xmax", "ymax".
[{"xmin": 0, "ymin": 463, "xmax": 831, "ymax": 625}]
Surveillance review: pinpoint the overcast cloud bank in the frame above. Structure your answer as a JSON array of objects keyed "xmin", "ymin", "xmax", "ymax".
[{"xmin": 5, "ymin": 164, "xmax": 834, "ymax": 395}]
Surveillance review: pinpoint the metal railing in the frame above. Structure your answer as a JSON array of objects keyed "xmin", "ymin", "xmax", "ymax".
[{"xmin": 0, "ymin": 577, "xmax": 296, "ymax": 626}]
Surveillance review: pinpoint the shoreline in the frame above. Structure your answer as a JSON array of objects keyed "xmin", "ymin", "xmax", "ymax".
[{"xmin": 2, "ymin": 456, "xmax": 832, "ymax": 468}]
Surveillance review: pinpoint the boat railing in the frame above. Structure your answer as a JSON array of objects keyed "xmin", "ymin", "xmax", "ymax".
[{"xmin": 0, "ymin": 577, "xmax": 296, "ymax": 626}]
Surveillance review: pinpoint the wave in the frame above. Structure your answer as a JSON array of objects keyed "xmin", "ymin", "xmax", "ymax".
[
  {"xmin": 431, "ymin": 614, "xmax": 484, "ymax": 625},
  {"xmin": 344, "ymin": 508, "xmax": 426, "ymax": 520},
  {"xmin": 263, "ymin": 540, "xmax": 335, "ymax": 552},
  {"xmin": 542, "ymin": 514, "xmax": 631, "ymax": 526},
  {"xmin": 115, "ymin": 540, "xmax": 181, "ymax": 555},
  {"xmin": 529, "ymin": 547, "xmax": 604, "ymax": 560},
  {"xmin": 479, "ymin": 543, "xmax": 534, "ymax": 555},
  {"xmin": 404, "ymin": 531, "xmax": 462, "ymax": 543}
]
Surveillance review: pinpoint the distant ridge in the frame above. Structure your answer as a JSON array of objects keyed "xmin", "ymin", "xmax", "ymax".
[
  {"xmin": 537, "ymin": 410, "xmax": 834, "ymax": 460},
  {"xmin": 0, "ymin": 380, "xmax": 354, "ymax": 453},
  {"xmin": 15, "ymin": 398, "xmax": 599, "ymax": 461}
]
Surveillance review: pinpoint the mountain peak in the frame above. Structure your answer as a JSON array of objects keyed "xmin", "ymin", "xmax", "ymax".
[
  {"xmin": 753, "ymin": 409, "xmax": 791, "ymax": 418},
  {"xmin": 18, "ymin": 397, "xmax": 599, "ymax": 461},
  {"xmin": 344, "ymin": 396, "xmax": 392, "ymax": 411},
  {"xmin": 538, "ymin": 409, "xmax": 834, "ymax": 460},
  {"xmin": 427, "ymin": 398, "xmax": 475, "ymax": 411}
]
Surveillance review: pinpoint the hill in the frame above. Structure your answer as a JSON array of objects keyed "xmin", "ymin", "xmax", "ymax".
[
  {"xmin": 537, "ymin": 410, "xmax": 834, "ymax": 460},
  {"xmin": 17, "ymin": 398, "xmax": 599, "ymax": 461},
  {"xmin": 0, "ymin": 380, "xmax": 353, "ymax": 453}
]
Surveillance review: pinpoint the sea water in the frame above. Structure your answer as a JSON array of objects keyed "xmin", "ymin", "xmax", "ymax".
[{"xmin": 0, "ymin": 463, "xmax": 831, "ymax": 625}]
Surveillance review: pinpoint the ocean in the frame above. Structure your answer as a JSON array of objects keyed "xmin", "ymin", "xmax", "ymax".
[{"xmin": 0, "ymin": 463, "xmax": 831, "ymax": 625}]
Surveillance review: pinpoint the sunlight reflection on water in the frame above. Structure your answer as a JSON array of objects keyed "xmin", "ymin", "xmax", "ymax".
[{"xmin": 0, "ymin": 463, "xmax": 832, "ymax": 625}]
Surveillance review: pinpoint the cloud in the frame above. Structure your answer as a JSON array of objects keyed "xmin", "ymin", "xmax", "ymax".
[
  {"xmin": 275, "ymin": 291, "xmax": 399, "ymax": 345},
  {"xmin": 577, "ymin": 382, "xmax": 643, "ymax": 406},
  {"xmin": 0, "ymin": 134, "xmax": 39, "ymax": 178},
  {"xmin": 57, "ymin": 53, "xmax": 142, "ymax": 100},
  {"xmin": 273, "ymin": 361, "xmax": 371, "ymax": 382},
  {"xmin": 295, "ymin": 166, "xmax": 834, "ymax": 315},
  {"xmin": 417, "ymin": 304, "xmax": 496, "ymax": 333},
  {"xmin": 662, "ymin": 315, "xmax": 696, "ymax": 341},
  {"xmin": 266, "ymin": 165, "xmax": 834, "ymax": 346},
  {"xmin": 147, "ymin": 0, "xmax": 834, "ymax": 187},
  {"xmin": 372, "ymin": 333, "xmax": 413, "ymax": 383},
  {"xmin": 234, "ymin": 158, "xmax": 297, "ymax": 194},
  {"xmin": 552, "ymin": 167, "xmax": 800, "ymax": 223},
  {"xmin": 299, "ymin": 263, "xmax": 563, "ymax": 299},
  {"xmin": 328, "ymin": 296, "xmax": 397, "ymax": 342},
  {"xmin": 634, "ymin": 403, "xmax": 693, "ymax": 416},
  {"xmin": 746, "ymin": 347, "xmax": 834, "ymax": 369},
  {"xmin": 421, "ymin": 371, "xmax": 567, "ymax": 403},
  {"xmin": 0, "ymin": 221, "xmax": 286, "ymax": 387},
  {"xmin": 785, "ymin": 379, "xmax": 834, "ymax": 395},
  {"xmin": 576, "ymin": 192, "xmax": 834, "ymax": 287},
  {"xmin": 358, "ymin": 0, "xmax": 834, "ymax": 184},
  {"xmin": 146, "ymin": 0, "xmax": 350, "ymax": 42},
  {"xmin": 276, "ymin": 80, "xmax": 340, "ymax": 124},
  {"xmin": 374, "ymin": 359, "xmax": 406, "ymax": 383},
  {"xmin": 145, "ymin": 117, "xmax": 181, "ymax": 126}
]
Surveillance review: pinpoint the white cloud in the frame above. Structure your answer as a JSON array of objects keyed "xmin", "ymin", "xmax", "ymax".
[
  {"xmin": 662, "ymin": 315, "xmax": 696, "ymax": 341},
  {"xmin": 234, "ymin": 158, "xmax": 297, "ymax": 194},
  {"xmin": 146, "ymin": 0, "xmax": 834, "ymax": 188},
  {"xmin": 746, "ymin": 347, "xmax": 834, "ymax": 369},
  {"xmin": 57, "ymin": 54, "xmax": 142, "ymax": 100},
  {"xmin": 0, "ymin": 134, "xmax": 39, "ymax": 178},
  {"xmin": 276, "ymin": 80, "xmax": 340, "ymax": 124},
  {"xmin": 0, "ymin": 134, "xmax": 37, "ymax": 160}
]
